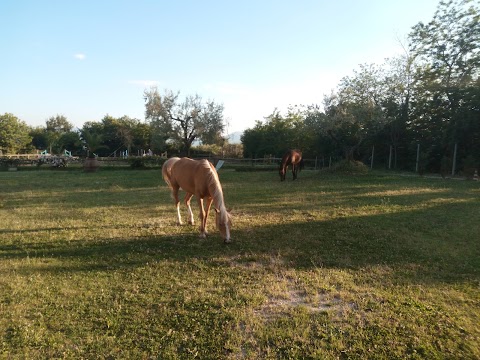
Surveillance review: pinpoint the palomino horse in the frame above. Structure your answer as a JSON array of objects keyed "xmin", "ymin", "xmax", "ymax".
[
  {"xmin": 162, "ymin": 157, "xmax": 232, "ymax": 243},
  {"xmin": 279, "ymin": 149, "xmax": 304, "ymax": 181}
]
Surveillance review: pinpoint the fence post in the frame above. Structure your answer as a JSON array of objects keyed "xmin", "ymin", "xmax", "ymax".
[
  {"xmin": 370, "ymin": 145, "xmax": 374, "ymax": 170},
  {"xmin": 388, "ymin": 145, "xmax": 392, "ymax": 169},
  {"xmin": 415, "ymin": 144, "xmax": 420, "ymax": 173},
  {"xmin": 451, "ymin": 143, "xmax": 457, "ymax": 176}
]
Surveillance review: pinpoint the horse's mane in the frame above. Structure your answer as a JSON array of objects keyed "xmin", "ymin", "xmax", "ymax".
[{"xmin": 201, "ymin": 160, "xmax": 225, "ymax": 211}]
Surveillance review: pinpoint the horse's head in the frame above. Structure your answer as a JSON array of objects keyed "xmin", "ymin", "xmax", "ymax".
[
  {"xmin": 279, "ymin": 166, "xmax": 286, "ymax": 181},
  {"xmin": 215, "ymin": 208, "xmax": 232, "ymax": 243}
]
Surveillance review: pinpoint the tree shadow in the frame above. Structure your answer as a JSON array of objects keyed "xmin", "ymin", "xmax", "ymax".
[
  {"xmin": 1, "ymin": 170, "xmax": 478, "ymax": 287},
  {"xmin": 1, "ymin": 198, "xmax": 478, "ymax": 287}
]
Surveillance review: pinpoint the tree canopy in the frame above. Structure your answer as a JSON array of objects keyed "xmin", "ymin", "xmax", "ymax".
[
  {"xmin": 144, "ymin": 87, "xmax": 226, "ymax": 155},
  {"xmin": 0, "ymin": 113, "xmax": 32, "ymax": 154}
]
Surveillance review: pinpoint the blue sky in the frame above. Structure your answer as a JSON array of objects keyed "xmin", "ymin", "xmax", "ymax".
[{"xmin": 1, "ymin": 0, "xmax": 440, "ymax": 134}]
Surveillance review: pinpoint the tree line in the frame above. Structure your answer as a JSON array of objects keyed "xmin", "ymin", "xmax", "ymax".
[
  {"xmin": 0, "ymin": 90, "xmax": 228, "ymax": 158},
  {"xmin": 242, "ymin": 0, "xmax": 479, "ymax": 175}
]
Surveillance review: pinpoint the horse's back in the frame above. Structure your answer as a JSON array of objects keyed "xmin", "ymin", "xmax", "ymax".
[
  {"xmin": 291, "ymin": 150, "xmax": 302, "ymax": 164},
  {"xmin": 171, "ymin": 158, "xmax": 214, "ymax": 196},
  {"xmin": 282, "ymin": 149, "xmax": 302, "ymax": 165}
]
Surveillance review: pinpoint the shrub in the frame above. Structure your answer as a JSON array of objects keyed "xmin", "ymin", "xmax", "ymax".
[{"xmin": 322, "ymin": 160, "xmax": 369, "ymax": 175}]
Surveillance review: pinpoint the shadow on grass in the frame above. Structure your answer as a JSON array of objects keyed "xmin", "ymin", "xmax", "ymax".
[
  {"xmin": 1, "ymin": 199, "xmax": 478, "ymax": 286},
  {"xmin": 1, "ymin": 170, "xmax": 479, "ymax": 286}
]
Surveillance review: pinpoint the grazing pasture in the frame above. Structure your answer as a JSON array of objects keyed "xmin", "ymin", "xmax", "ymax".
[{"xmin": 0, "ymin": 168, "xmax": 479, "ymax": 359}]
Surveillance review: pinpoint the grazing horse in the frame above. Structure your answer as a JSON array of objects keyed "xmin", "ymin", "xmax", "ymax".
[
  {"xmin": 162, "ymin": 157, "xmax": 232, "ymax": 243},
  {"xmin": 279, "ymin": 149, "xmax": 304, "ymax": 181}
]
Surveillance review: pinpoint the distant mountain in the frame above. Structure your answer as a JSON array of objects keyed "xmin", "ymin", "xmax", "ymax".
[{"xmin": 227, "ymin": 131, "xmax": 243, "ymax": 144}]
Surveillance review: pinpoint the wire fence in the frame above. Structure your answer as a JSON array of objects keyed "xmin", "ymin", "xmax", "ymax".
[{"xmin": 2, "ymin": 142, "xmax": 478, "ymax": 179}]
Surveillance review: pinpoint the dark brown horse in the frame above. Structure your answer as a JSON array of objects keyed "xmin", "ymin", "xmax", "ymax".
[{"xmin": 279, "ymin": 149, "xmax": 304, "ymax": 181}]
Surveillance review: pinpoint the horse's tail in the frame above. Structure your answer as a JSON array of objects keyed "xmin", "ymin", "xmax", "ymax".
[
  {"xmin": 162, "ymin": 168, "xmax": 172, "ymax": 189},
  {"xmin": 162, "ymin": 167, "xmax": 172, "ymax": 189},
  {"xmin": 299, "ymin": 158, "xmax": 305, "ymax": 171},
  {"xmin": 162, "ymin": 157, "xmax": 180, "ymax": 189}
]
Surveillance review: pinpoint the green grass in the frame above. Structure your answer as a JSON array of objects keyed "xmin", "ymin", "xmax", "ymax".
[{"xmin": 1, "ymin": 168, "xmax": 479, "ymax": 359}]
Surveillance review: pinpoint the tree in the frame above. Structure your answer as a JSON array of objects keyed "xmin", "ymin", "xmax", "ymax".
[
  {"xmin": 45, "ymin": 114, "xmax": 74, "ymax": 154},
  {"xmin": 29, "ymin": 126, "xmax": 49, "ymax": 151},
  {"xmin": 410, "ymin": 0, "xmax": 479, "ymax": 95},
  {"xmin": 80, "ymin": 128, "xmax": 105, "ymax": 157},
  {"xmin": 0, "ymin": 113, "xmax": 32, "ymax": 154},
  {"xmin": 197, "ymin": 100, "xmax": 226, "ymax": 145},
  {"xmin": 322, "ymin": 94, "xmax": 381, "ymax": 162},
  {"xmin": 56, "ymin": 131, "xmax": 83, "ymax": 155},
  {"xmin": 241, "ymin": 122, "xmax": 267, "ymax": 158},
  {"xmin": 381, "ymin": 54, "xmax": 416, "ymax": 168},
  {"xmin": 144, "ymin": 87, "xmax": 173, "ymax": 152},
  {"xmin": 408, "ymin": 0, "xmax": 480, "ymax": 171},
  {"xmin": 144, "ymin": 87, "xmax": 226, "ymax": 155},
  {"xmin": 325, "ymin": 64, "xmax": 388, "ymax": 162}
]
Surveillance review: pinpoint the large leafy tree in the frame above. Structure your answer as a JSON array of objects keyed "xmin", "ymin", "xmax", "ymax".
[
  {"xmin": 410, "ymin": 0, "xmax": 479, "ymax": 95},
  {"xmin": 45, "ymin": 114, "xmax": 74, "ymax": 154},
  {"xmin": 241, "ymin": 109, "xmax": 308, "ymax": 158},
  {"xmin": 56, "ymin": 131, "xmax": 83, "ymax": 155},
  {"xmin": 324, "ymin": 64, "xmax": 388, "ymax": 162},
  {"xmin": 380, "ymin": 54, "xmax": 416, "ymax": 168},
  {"xmin": 29, "ymin": 126, "xmax": 49, "ymax": 151},
  {"xmin": 80, "ymin": 116, "xmax": 152, "ymax": 157},
  {"xmin": 80, "ymin": 122, "xmax": 106, "ymax": 156},
  {"xmin": 322, "ymin": 94, "xmax": 384, "ymax": 162},
  {"xmin": 197, "ymin": 100, "xmax": 226, "ymax": 145},
  {"xmin": 97, "ymin": 115, "xmax": 142, "ymax": 156},
  {"xmin": 144, "ymin": 87, "xmax": 226, "ymax": 155},
  {"xmin": 0, "ymin": 113, "xmax": 32, "ymax": 154},
  {"xmin": 408, "ymin": 0, "xmax": 480, "ymax": 170}
]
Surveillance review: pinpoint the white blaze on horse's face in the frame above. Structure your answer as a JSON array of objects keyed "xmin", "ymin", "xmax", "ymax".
[{"xmin": 215, "ymin": 209, "xmax": 232, "ymax": 243}]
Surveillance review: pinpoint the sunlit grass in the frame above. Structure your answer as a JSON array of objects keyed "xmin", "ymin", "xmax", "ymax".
[{"xmin": 1, "ymin": 168, "xmax": 479, "ymax": 359}]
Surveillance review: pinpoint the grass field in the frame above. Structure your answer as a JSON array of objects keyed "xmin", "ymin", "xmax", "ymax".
[{"xmin": 1, "ymin": 167, "xmax": 479, "ymax": 359}]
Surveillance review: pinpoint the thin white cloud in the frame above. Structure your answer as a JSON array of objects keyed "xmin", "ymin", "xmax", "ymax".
[
  {"xmin": 128, "ymin": 80, "xmax": 160, "ymax": 87},
  {"xmin": 74, "ymin": 53, "xmax": 86, "ymax": 60}
]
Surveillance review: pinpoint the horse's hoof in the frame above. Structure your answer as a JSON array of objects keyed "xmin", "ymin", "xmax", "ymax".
[
  {"xmin": 224, "ymin": 238, "xmax": 232, "ymax": 244},
  {"xmin": 199, "ymin": 233, "xmax": 206, "ymax": 239}
]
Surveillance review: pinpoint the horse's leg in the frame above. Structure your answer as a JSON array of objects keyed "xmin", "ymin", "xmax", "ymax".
[
  {"xmin": 184, "ymin": 193, "xmax": 194, "ymax": 225},
  {"xmin": 203, "ymin": 197, "xmax": 213, "ymax": 235},
  {"xmin": 197, "ymin": 197, "xmax": 207, "ymax": 238},
  {"xmin": 172, "ymin": 187, "xmax": 183, "ymax": 225}
]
